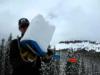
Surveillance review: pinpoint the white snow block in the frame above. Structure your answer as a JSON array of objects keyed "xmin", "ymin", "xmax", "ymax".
[{"xmin": 21, "ymin": 15, "xmax": 55, "ymax": 52}]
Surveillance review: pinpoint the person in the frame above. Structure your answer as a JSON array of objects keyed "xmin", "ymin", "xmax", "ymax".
[
  {"xmin": 9, "ymin": 18, "xmax": 41, "ymax": 75},
  {"xmin": 9, "ymin": 18, "xmax": 53, "ymax": 75}
]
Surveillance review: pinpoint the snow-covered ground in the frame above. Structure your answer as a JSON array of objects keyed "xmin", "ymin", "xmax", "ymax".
[{"xmin": 55, "ymin": 42, "xmax": 100, "ymax": 52}]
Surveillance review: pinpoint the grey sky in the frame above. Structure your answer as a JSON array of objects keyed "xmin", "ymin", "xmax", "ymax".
[{"xmin": 0, "ymin": 0, "xmax": 100, "ymax": 45}]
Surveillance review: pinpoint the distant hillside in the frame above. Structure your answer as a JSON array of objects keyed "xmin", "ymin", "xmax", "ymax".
[
  {"xmin": 55, "ymin": 40, "xmax": 100, "ymax": 51},
  {"xmin": 59, "ymin": 40, "xmax": 100, "ymax": 45}
]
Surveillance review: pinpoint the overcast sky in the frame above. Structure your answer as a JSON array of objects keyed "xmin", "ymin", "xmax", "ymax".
[{"xmin": 0, "ymin": 0, "xmax": 100, "ymax": 45}]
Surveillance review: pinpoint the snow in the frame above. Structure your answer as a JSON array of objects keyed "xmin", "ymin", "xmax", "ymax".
[
  {"xmin": 55, "ymin": 42, "xmax": 100, "ymax": 52},
  {"xmin": 21, "ymin": 14, "xmax": 55, "ymax": 52}
]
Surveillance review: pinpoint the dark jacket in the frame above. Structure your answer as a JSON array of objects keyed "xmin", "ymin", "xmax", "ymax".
[{"xmin": 9, "ymin": 38, "xmax": 41, "ymax": 75}]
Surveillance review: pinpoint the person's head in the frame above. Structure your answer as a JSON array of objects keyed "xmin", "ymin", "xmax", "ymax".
[{"xmin": 18, "ymin": 18, "xmax": 30, "ymax": 33}]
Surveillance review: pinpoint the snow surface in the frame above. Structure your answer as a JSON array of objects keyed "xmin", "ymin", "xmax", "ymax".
[{"xmin": 55, "ymin": 42, "xmax": 100, "ymax": 52}]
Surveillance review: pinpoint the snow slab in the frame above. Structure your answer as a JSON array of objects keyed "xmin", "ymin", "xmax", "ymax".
[{"xmin": 21, "ymin": 14, "xmax": 55, "ymax": 52}]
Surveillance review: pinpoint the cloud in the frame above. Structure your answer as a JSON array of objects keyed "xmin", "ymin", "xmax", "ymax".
[
  {"xmin": 0, "ymin": 0, "xmax": 60, "ymax": 40},
  {"xmin": 0, "ymin": 0, "xmax": 100, "ymax": 45},
  {"xmin": 47, "ymin": 0, "xmax": 100, "ymax": 44}
]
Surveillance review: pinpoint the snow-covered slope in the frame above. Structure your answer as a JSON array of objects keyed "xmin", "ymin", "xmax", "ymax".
[{"xmin": 56, "ymin": 40, "xmax": 100, "ymax": 52}]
